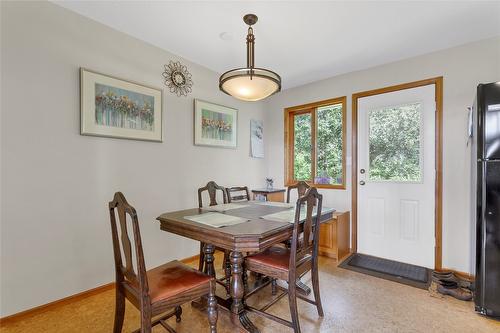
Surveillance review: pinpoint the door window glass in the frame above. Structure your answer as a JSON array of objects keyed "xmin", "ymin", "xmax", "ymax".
[{"xmin": 368, "ymin": 102, "xmax": 422, "ymax": 182}]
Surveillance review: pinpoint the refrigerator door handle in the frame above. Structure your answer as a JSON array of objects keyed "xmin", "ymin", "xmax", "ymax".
[{"xmin": 467, "ymin": 106, "xmax": 473, "ymax": 146}]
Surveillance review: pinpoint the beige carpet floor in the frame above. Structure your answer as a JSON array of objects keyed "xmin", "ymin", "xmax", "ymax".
[{"xmin": 1, "ymin": 255, "xmax": 499, "ymax": 333}]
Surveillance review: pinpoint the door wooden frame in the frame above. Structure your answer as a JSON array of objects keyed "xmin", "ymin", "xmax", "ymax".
[{"xmin": 351, "ymin": 77, "xmax": 443, "ymax": 270}]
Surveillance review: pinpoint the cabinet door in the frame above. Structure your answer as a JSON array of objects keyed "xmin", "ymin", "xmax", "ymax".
[
  {"xmin": 266, "ymin": 192, "xmax": 285, "ymax": 202},
  {"xmin": 319, "ymin": 221, "xmax": 333, "ymax": 249}
]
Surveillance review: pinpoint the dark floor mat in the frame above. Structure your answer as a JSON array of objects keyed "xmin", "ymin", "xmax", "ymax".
[{"xmin": 339, "ymin": 253, "xmax": 431, "ymax": 290}]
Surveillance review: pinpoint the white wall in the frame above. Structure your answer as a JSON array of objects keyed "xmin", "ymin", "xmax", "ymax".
[
  {"xmin": 0, "ymin": 1, "xmax": 267, "ymax": 317},
  {"xmin": 264, "ymin": 37, "xmax": 500, "ymax": 275}
]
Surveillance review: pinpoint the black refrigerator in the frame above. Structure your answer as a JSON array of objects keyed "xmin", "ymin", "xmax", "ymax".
[{"xmin": 471, "ymin": 82, "xmax": 500, "ymax": 318}]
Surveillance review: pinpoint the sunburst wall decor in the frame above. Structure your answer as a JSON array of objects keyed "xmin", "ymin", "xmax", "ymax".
[{"xmin": 162, "ymin": 60, "xmax": 193, "ymax": 97}]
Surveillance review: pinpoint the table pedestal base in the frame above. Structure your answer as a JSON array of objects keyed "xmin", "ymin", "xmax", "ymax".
[
  {"xmin": 296, "ymin": 278, "xmax": 312, "ymax": 295},
  {"xmin": 233, "ymin": 311, "xmax": 259, "ymax": 333},
  {"xmin": 216, "ymin": 302, "xmax": 259, "ymax": 333}
]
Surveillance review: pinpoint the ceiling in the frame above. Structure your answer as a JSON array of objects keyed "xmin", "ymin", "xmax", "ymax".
[{"xmin": 54, "ymin": 1, "xmax": 500, "ymax": 90}]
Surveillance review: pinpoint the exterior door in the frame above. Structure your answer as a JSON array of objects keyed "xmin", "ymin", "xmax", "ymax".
[{"xmin": 357, "ymin": 84, "xmax": 435, "ymax": 268}]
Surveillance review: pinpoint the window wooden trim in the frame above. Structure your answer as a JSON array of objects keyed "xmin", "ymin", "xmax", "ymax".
[{"xmin": 284, "ymin": 96, "xmax": 347, "ymax": 190}]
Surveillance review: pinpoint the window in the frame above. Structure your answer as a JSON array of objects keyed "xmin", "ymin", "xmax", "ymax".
[
  {"xmin": 368, "ymin": 102, "xmax": 422, "ymax": 182},
  {"xmin": 285, "ymin": 97, "xmax": 346, "ymax": 189}
]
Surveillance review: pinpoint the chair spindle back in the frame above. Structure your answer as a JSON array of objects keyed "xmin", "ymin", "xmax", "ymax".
[
  {"xmin": 198, "ymin": 181, "xmax": 227, "ymax": 208},
  {"xmin": 226, "ymin": 186, "xmax": 250, "ymax": 203},
  {"xmin": 286, "ymin": 181, "xmax": 311, "ymax": 203},
  {"xmin": 109, "ymin": 192, "xmax": 148, "ymax": 294},
  {"xmin": 289, "ymin": 187, "xmax": 323, "ymax": 273}
]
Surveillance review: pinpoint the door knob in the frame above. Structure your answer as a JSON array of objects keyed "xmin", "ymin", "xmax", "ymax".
[{"xmin": 359, "ymin": 180, "xmax": 366, "ymax": 185}]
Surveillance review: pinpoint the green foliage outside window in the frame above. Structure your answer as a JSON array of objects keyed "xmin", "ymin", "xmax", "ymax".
[
  {"xmin": 369, "ymin": 103, "xmax": 422, "ymax": 182},
  {"xmin": 293, "ymin": 113, "xmax": 312, "ymax": 180},
  {"xmin": 316, "ymin": 105, "xmax": 343, "ymax": 184}
]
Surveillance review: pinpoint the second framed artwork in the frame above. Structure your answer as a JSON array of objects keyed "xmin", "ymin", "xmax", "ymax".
[{"xmin": 194, "ymin": 99, "xmax": 238, "ymax": 148}]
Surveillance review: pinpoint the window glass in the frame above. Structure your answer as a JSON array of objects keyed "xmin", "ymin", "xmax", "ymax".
[
  {"xmin": 293, "ymin": 113, "xmax": 312, "ymax": 180},
  {"xmin": 315, "ymin": 104, "xmax": 343, "ymax": 185},
  {"xmin": 368, "ymin": 102, "xmax": 422, "ymax": 182}
]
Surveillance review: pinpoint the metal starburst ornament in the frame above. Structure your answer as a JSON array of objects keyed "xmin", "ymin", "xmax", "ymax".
[{"xmin": 162, "ymin": 61, "xmax": 193, "ymax": 97}]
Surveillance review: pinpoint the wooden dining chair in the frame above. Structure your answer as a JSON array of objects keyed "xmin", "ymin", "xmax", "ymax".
[
  {"xmin": 284, "ymin": 181, "xmax": 311, "ymax": 252},
  {"xmin": 244, "ymin": 187, "xmax": 324, "ymax": 333},
  {"xmin": 109, "ymin": 192, "xmax": 217, "ymax": 333},
  {"xmin": 286, "ymin": 181, "xmax": 311, "ymax": 203},
  {"xmin": 197, "ymin": 181, "xmax": 228, "ymax": 272},
  {"xmin": 225, "ymin": 186, "xmax": 250, "ymax": 203},
  {"xmin": 197, "ymin": 181, "xmax": 232, "ymax": 295}
]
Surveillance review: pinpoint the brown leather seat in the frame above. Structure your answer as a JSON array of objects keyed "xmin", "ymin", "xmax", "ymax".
[
  {"xmin": 246, "ymin": 246, "xmax": 312, "ymax": 279},
  {"xmin": 147, "ymin": 260, "xmax": 213, "ymax": 303},
  {"xmin": 246, "ymin": 246, "xmax": 291, "ymax": 273}
]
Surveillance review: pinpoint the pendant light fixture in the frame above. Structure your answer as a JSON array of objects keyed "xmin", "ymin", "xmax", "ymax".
[{"xmin": 219, "ymin": 14, "xmax": 281, "ymax": 102}]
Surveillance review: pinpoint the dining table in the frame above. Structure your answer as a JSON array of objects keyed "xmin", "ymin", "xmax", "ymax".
[{"xmin": 156, "ymin": 200, "xmax": 335, "ymax": 333}]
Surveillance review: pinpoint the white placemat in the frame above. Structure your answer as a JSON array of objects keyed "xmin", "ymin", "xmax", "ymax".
[
  {"xmin": 254, "ymin": 201, "xmax": 295, "ymax": 208},
  {"xmin": 261, "ymin": 207, "xmax": 336, "ymax": 223},
  {"xmin": 201, "ymin": 203, "xmax": 249, "ymax": 212},
  {"xmin": 184, "ymin": 212, "xmax": 249, "ymax": 228},
  {"xmin": 260, "ymin": 209, "xmax": 303, "ymax": 223}
]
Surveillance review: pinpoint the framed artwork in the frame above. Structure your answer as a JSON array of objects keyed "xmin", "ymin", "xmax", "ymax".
[
  {"xmin": 194, "ymin": 99, "xmax": 238, "ymax": 148},
  {"xmin": 80, "ymin": 68, "xmax": 163, "ymax": 142},
  {"xmin": 250, "ymin": 119, "xmax": 264, "ymax": 158}
]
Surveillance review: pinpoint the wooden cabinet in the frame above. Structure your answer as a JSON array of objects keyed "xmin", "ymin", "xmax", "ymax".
[
  {"xmin": 319, "ymin": 211, "xmax": 350, "ymax": 263},
  {"xmin": 251, "ymin": 188, "xmax": 285, "ymax": 202}
]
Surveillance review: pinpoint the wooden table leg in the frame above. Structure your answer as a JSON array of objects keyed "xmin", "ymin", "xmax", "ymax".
[
  {"xmin": 230, "ymin": 251, "xmax": 259, "ymax": 333},
  {"xmin": 204, "ymin": 244, "xmax": 216, "ymax": 278},
  {"xmin": 192, "ymin": 243, "xmax": 215, "ymax": 310}
]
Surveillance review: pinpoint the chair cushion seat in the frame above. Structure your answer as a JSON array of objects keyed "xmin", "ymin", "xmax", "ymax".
[
  {"xmin": 147, "ymin": 260, "xmax": 212, "ymax": 303},
  {"xmin": 246, "ymin": 246, "xmax": 291, "ymax": 273}
]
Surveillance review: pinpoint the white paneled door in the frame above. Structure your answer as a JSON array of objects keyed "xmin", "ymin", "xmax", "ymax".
[{"xmin": 357, "ymin": 85, "xmax": 435, "ymax": 268}]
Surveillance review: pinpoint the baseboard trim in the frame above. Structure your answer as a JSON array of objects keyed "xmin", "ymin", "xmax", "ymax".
[
  {"xmin": 439, "ymin": 268, "xmax": 475, "ymax": 281},
  {"xmin": 0, "ymin": 254, "xmax": 202, "ymax": 326},
  {"xmin": 0, "ymin": 282, "xmax": 115, "ymax": 326},
  {"xmin": 180, "ymin": 254, "xmax": 200, "ymax": 264}
]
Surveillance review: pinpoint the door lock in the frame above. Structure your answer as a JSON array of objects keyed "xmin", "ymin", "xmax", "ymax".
[
  {"xmin": 360, "ymin": 180, "xmax": 366, "ymax": 185},
  {"xmin": 360, "ymin": 169, "xmax": 365, "ymax": 174}
]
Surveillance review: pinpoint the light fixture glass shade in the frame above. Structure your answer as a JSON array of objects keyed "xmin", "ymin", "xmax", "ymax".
[{"xmin": 219, "ymin": 68, "xmax": 281, "ymax": 102}]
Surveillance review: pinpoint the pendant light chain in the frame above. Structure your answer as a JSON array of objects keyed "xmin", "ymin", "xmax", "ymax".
[{"xmin": 247, "ymin": 25, "xmax": 255, "ymax": 80}]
